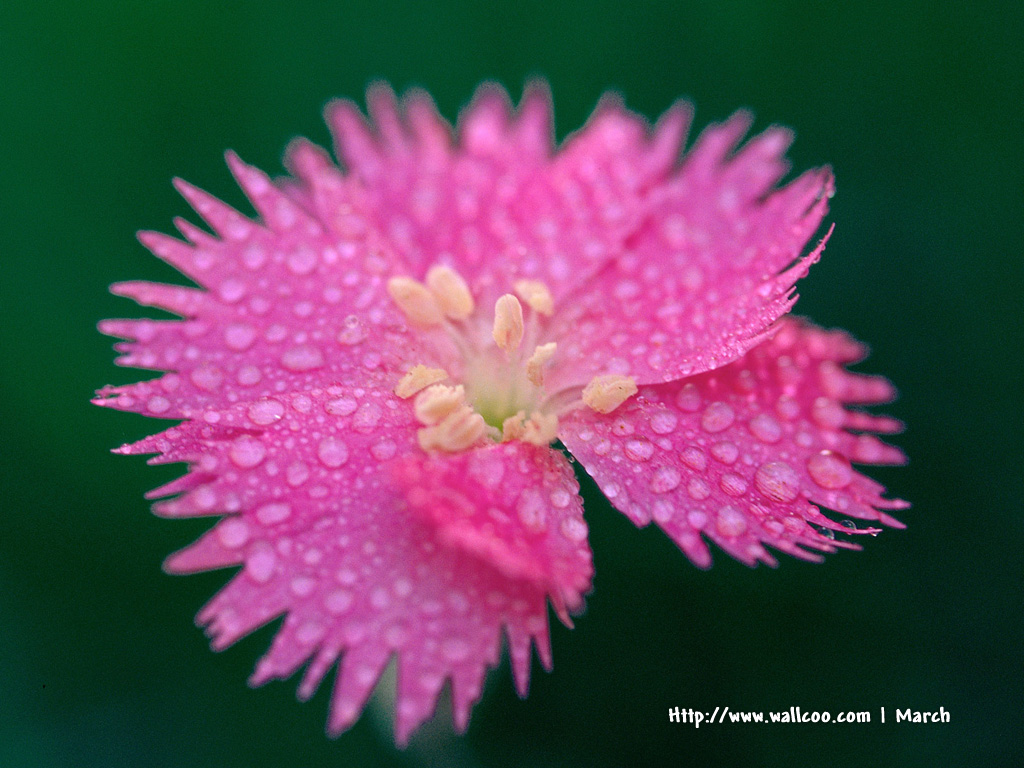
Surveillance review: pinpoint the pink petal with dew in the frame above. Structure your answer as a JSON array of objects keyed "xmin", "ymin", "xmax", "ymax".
[
  {"xmin": 548, "ymin": 116, "xmax": 834, "ymax": 389},
  {"xmin": 125, "ymin": 389, "xmax": 589, "ymax": 745},
  {"xmin": 94, "ymin": 153, "xmax": 434, "ymax": 420},
  {"xmin": 392, "ymin": 443, "xmax": 593, "ymax": 626},
  {"xmin": 560, "ymin": 317, "xmax": 908, "ymax": 568},
  {"xmin": 315, "ymin": 82, "xmax": 685, "ymax": 306}
]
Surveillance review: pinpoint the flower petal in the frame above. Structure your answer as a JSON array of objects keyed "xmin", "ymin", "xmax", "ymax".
[
  {"xmin": 392, "ymin": 443, "xmax": 593, "ymax": 622},
  {"xmin": 134, "ymin": 388, "xmax": 589, "ymax": 744},
  {"xmin": 547, "ymin": 116, "xmax": 833, "ymax": 389},
  {"xmin": 560, "ymin": 318, "xmax": 907, "ymax": 568},
  {"xmin": 318, "ymin": 83, "xmax": 686, "ymax": 306},
  {"xmin": 93, "ymin": 156, "xmax": 433, "ymax": 419}
]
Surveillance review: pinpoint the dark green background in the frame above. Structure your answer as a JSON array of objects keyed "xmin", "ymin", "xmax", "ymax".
[{"xmin": 2, "ymin": 1, "xmax": 1021, "ymax": 766}]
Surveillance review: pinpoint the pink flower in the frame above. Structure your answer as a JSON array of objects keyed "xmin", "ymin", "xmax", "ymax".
[{"xmin": 95, "ymin": 83, "xmax": 907, "ymax": 744}]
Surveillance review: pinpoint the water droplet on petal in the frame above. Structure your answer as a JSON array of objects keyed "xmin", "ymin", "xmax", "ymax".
[
  {"xmin": 224, "ymin": 323, "xmax": 258, "ymax": 351},
  {"xmin": 650, "ymin": 466, "xmax": 682, "ymax": 493},
  {"xmin": 676, "ymin": 383, "xmax": 702, "ymax": 412},
  {"xmin": 687, "ymin": 478, "xmax": 711, "ymax": 500},
  {"xmin": 720, "ymin": 473, "xmax": 748, "ymax": 497},
  {"xmin": 192, "ymin": 485, "xmax": 217, "ymax": 510},
  {"xmin": 812, "ymin": 397, "xmax": 845, "ymax": 429},
  {"xmin": 701, "ymin": 402, "xmax": 735, "ymax": 433},
  {"xmin": 291, "ymin": 394, "xmax": 313, "ymax": 413},
  {"xmin": 650, "ymin": 411, "xmax": 679, "ymax": 434},
  {"xmin": 241, "ymin": 243, "xmax": 266, "ymax": 269},
  {"xmin": 560, "ymin": 517, "xmax": 588, "ymax": 542},
  {"xmin": 333, "ymin": 565, "xmax": 357, "ymax": 585},
  {"xmin": 189, "ymin": 364, "xmax": 224, "ymax": 392},
  {"xmin": 287, "ymin": 246, "xmax": 318, "ymax": 275},
  {"xmin": 246, "ymin": 544, "xmax": 277, "ymax": 583},
  {"xmin": 442, "ymin": 638, "xmax": 471, "ymax": 662},
  {"xmin": 748, "ymin": 413, "xmax": 782, "ymax": 443},
  {"xmin": 612, "ymin": 418, "xmax": 634, "ymax": 437},
  {"xmin": 385, "ymin": 625, "xmax": 409, "ymax": 647},
  {"xmin": 516, "ymin": 489, "xmax": 546, "ymax": 531},
  {"xmin": 325, "ymin": 396, "xmax": 358, "ymax": 416},
  {"xmin": 146, "ymin": 395, "xmax": 171, "ymax": 414},
  {"xmin": 290, "ymin": 576, "xmax": 316, "ymax": 596},
  {"xmin": 237, "ymin": 365, "xmax": 261, "ymax": 386},
  {"xmin": 687, "ymin": 509, "xmax": 708, "ymax": 528},
  {"xmin": 229, "ymin": 437, "xmax": 266, "ymax": 468},
  {"xmin": 652, "ymin": 500, "xmax": 674, "ymax": 523},
  {"xmin": 337, "ymin": 315, "xmax": 368, "ymax": 346},
  {"xmin": 296, "ymin": 620, "xmax": 325, "ymax": 645},
  {"xmin": 807, "ymin": 451, "xmax": 853, "ymax": 489},
  {"xmin": 285, "ymin": 461, "xmax": 309, "ymax": 487},
  {"xmin": 754, "ymin": 462, "xmax": 801, "ymax": 503},
  {"xmin": 715, "ymin": 505, "xmax": 748, "ymax": 537},
  {"xmin": 776, "ymin": 394, "xmax": 800, "ymax": 420},
  {"xmin": 550, "ymin": 488, "xmax": 571, "ymax": 508},
  {"xmin": 217, "ymin": 518, "xmax": 250, "ymax": 548},
  {"xmin": 317, "ymin": 437, "xmax": 349, "ymax": 468},
  {"xmin": 256, "ymin": 502, "xmax": 292, "ymax": 525},
  {"xmin": 352, "ymin": 402, "xmax": 382, "ymax": 432},
  {"xmin": 218, "ymin": 278, "xmax": 246, "ymax": 303},
  {"xmin": 681, "ymin": 446, "xmax": 707, "ymax": 471},
  {"xmin": 624, "ymin": 438, "xmax": 655, "ymax": 462},
  {"xmin": 734, "ymin": 369, "xmax": 756, "ymax": 394},
  {"xmin": 448, "ymin": 591, "xmax": 469, "ymax": 613},
  {"xmin": 711, "ymin": 441, "xmax": 739, "ymax": 464},
  {"xmin": 370, "ymin": 439, "xmax": 397, "ymax": 461},
  {"xmin": 370, "ymin": 586, "xmax": 390, "ymax": 610},
  {"xmin": 281, "ymin": 344, "xmax": 324, "ymax": 372},
  {"xmin": 248, "ymin": 398, "xmax": 284, "ymax": 425}
]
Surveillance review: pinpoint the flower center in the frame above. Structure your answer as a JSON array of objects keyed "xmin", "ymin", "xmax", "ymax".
[{"xmin": 388, "ymin": 265, "xmax": 636, "ymax": 452}]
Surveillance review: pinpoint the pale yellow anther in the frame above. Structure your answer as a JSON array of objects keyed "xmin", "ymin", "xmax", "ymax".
[
  {"xmin": 525, "ymin": 342, "xmax": 557, "ymax": 386},
  {"xmin": 417, "ymin": 406, "xmax": 487, "ymax": 452},
  {"xmin": 513, "ymin": 279, "xmax": 554, "ymax": 316},
  {"xmin": 395, "ymin": 365, "xmax": 449, "ymax": 399},
  {"xmin": 501, "ymin": 410, "xmax": 558, "ymax": 446},
  {"xmin": 387, "ymin": 276, "xmax": 444, "ymax": 326},
  {"xmin": 492, "ymin": 294, "xmax": 525, "ymax": 353},
  {"xmin": 521, "ymin": 411, "xmax": 559, "ymax": 445},
  {"xmin": 414, "ymin": 384, "xmax": 466, "ymax": 425},
  {"xmin": 501, "ymin": 411, "xmax": 527, "ymax": 442},
  {"xmin": 425, "ymin": 265, "xmax": 474, "ymax": 320},
  {"xmin": 582, "ymin": 374, "xmax": 638, "ymax": 414}
]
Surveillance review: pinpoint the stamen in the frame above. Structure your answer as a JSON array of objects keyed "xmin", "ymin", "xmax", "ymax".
[
  {"xmin": 426, "ymin": 265, "xmax": 474, "ymax": 320},
  {"xmin": 414, "ymin": 384, "xmax": 466, "ymax": 425},
  {"xmin": 582, "ymin": 374, "xmax": 638, "ymax": 414},
  {"xmin": 387, "ymin": 276, "xmax": 444, "ymax": 326},
  {"xmin": 513, "ymin": 279, "xmax": 554, "ymax": 316},
  {"xmin": 521, "ymin": 411, "xmax": 559, "ymax": 445},
  {"xmin": 395, "ymin": 365, "xmax": 449, "ymax": 399},
  {"xmin": 500, "ymin": 410, "xmax": 558, "ymax": 446},
  {"xmin": 417, "ymin": 406, "xmax": 487, "ymax": 452},
  {"xmin": 526, "ymin": 342, "xmax": 557, "ymax": 386},
  {"xmin": 501, "ymin": 411, "xmax": 527, "ymax": 442},
  {"xmin": 492, "ymin": 294, "xmax": 525, "ymax": 354},
  {"xmin": 388, "ymin": 266, "xmax": 568, "ymax": 453}
]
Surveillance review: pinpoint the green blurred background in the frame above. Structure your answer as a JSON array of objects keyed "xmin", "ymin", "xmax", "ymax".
[{"xmin": 2, "ymin": 0, "xmax": 1021, "ymax": 765}]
